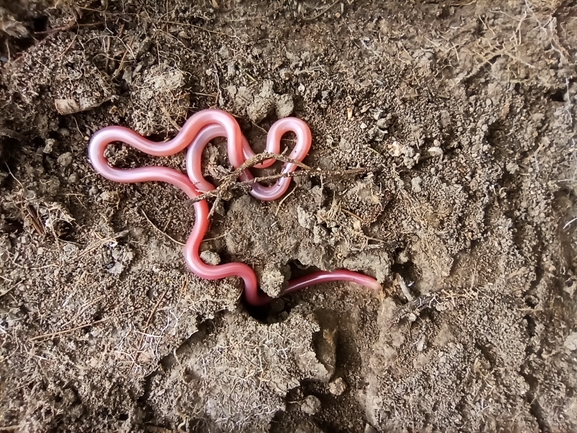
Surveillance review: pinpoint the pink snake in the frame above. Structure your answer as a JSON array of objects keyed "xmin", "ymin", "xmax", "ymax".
[{"xmin": 88, "ymin": 109, "xmax": 381, "ymax": 306}]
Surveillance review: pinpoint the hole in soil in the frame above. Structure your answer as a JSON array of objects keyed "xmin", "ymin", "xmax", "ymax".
[
  {"xmin": 147, "ymin": 132, "xmax": 171, "ymax": 142},
  {"xmin": 1, "ymin": 218, "xmax": 23, "ymax": 234},
  {"xmin": 288, "ymin": 258, "xmax": 315, "ymax": 274},
  {"xmin": 391, "ymin": 258, "xmax": 420, "ymax": 297},
  {"xmin": 475, "ymin": 341, "xmax": 497, "ymax": 367},
  {"xmin": 310, "ymin": 176, "xmax": 322, "ymax": 187},
  {"xmin": 118, "ymin": 413, "xmax": 128, "ymax": 421},
  {"xmin": 182, "ymin": 367, "xmax": 198, "ymax": 383},
  {"xmin": 0, "ymin": 137, "xmax": 20, "ymax": 164},
  {"xmin": 524, "ymin": 294, "xmax": 539, "ymax": 308},
  {"xmin": 391, "ymin": 260, "xmax": 416, "ymax": 278},
  {"xmin": 31, "ymin": 136, "xmax": 45, "ymax": 150},
  {"xmin": 54, "ymin": 221, "xmax": 75, "ymax": 241},
  {"xmin": 33, "ymin": 15, "xmax": 49, "ymax": 32},
  {"xmin": 243, "ymin": 260, "xmax": 315, "ymax": 323},
  {"xmin": 243, "ymin": 301, "xmax": 275, "ymax": 322},
  {"xmin": 243, "ymin": 295, "xmax": 292, "ymax": 324},
  {"xmin": 549, "ymin": 88, "xmax": 566, "ymax": 102},
  {"xmin": 269, "ymin": 410, "xmax": 286, "ymax": 432}
]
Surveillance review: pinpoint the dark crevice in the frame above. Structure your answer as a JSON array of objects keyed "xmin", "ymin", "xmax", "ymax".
[
  {"xmin": 391, "ymin": 259, "xmax": 419, "ymax": 294},
  {"xmin": 135, "ymin": 371, "xmax": 158, "ymax": 426},
  {"xmin": 269, "ymin": 409, "xmax": 286, "ymax": 432},
  {"xmin": 475, "ymin": 340, "xmax": 497, "ymax": 368},
  {"xmin": 548, "ymin": 88, "xmax": 566, "ymax": 103},
  {"xmin": 521, "ymin": 371, "xmax": 550, "ymax": 433},
  {"xmin": 243, "ymin": 299, "xmax": 285, "ymax": 323},
  {"xmin": 158, "ymin": 313, "xmax": 223, "ymax": 372},
  {"xmin": 525, "ymin": 314, "xmax": 537, "ymax": 337}
]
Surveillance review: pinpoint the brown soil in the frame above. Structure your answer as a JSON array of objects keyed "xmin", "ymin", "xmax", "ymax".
[{"xmin": 1, "ymin": 1, "xmax": 576, "ymax": 432}]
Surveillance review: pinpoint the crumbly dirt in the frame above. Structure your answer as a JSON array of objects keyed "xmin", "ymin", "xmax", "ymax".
[{"xmin": 1, "ymin": 0, "xmax": 576, "ymax": 432}]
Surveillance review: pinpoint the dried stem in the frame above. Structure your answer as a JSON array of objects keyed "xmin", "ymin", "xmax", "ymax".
[{"xmin": 189, "ymin": 151, "xmax": 367, "ymax": 206}]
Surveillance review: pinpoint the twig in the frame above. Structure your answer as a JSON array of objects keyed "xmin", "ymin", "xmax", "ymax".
[
  {"xmin": 5, "ymin": 163, "xmax": 24, "ymax": 189},
  {"xmin": 76, "ymin": 231, "xmax": 129, "ymax": 259},
  {"xmin": 200, "ymin": 151, "xmax": 314, "ymax": 217},
  {"xmin": 30, "ymin": 318, "xmax": 109, "ymax": 341},
  {"xmin": 56, "ymin": 34, "xmax": 78, "ymax": 59},
  {"xmin": 207, "ymin": 195, "xmax": 222, "ymax": 220},
  {"xmin": 274, "ymin": 187, "xmax": 296, "ymax": 217},
  {"xmin": 132, "ymin": 284, "xmax": 171, "ymax": 365},
  {"xmin": 341, "ymin": 208, "xmax": 364, "ymax": 221},
  {"xmin": 141, "ymin": 210, "xmax": 185, "ymax": 246},
  {"xmin": 34, "ymin": 20, "xmax": 104, "ymax": 36},
  {"xmin": 29, "ymin": 307, "xmax": 149, "ymax": 342},
  {"xmin": 563, "ymin": 216, "xmax": 577, "ymax": 230},
  {"xmin": 189, "ymin": 152, "xmax": 367, "ymax": 203},
  {"xmin": 158, "ymin": 20, "xmax": 240, "ymax": 41},
  {"xmin": 0, "ymin": 285, "xmax": 14, "ymax": 295},
  {"xmin": 397, "ymin": 274, "xmax": 414, "ymax": 302},
  {"xmin": 60, "ymin": 292, "xmax": 104, "ymax": 328},
  {"xmin": 190, "ymin": 164, "xmax": 367, "ymax": 205},
  {"xmin": 303, "ymin": 0, "xmax": 340, "ymax": 21}
]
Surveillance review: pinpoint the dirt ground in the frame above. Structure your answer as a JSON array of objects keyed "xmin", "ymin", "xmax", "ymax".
[{"xmin": 1, "ymin": 0, "xmax": 576, "ymax": 432}]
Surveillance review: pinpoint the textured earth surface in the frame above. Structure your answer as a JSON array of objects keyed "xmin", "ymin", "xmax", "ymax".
[{"xmin": 1, "ymin": 0, "xmax": 576, "ymax": 432}]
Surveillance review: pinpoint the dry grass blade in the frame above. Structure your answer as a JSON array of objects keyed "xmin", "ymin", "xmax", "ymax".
[{"xmin": 29, "ymin": 318, "xmax": 109, "ymax": 341}]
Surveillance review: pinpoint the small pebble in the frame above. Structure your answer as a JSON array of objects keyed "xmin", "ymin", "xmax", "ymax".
[
  {"xmin": 564, "ymin": 332, "xmax": 577, "ymax": 351},
  {"xmin": 328, "ymin": 377, "xmax": 347, "ymax": 396},
  {"xmin": 276, "ymin": 93, "xmax": 294, "ymax": 118},
  {"xmin": 218, "ymin": 45, "xmax": 230, "ymax": 59},
  {"xmin": 411, "ymin": 177, "xmax": 422, "ymax": 193},
  {"xmin": 57, "ymin": 152, "xmax": 73, "ymax": 167},
  {"xmin": 43, "ymin": 138, "xmax": 57, "ymax": 154},
  {"xmin": 100, "ymin": 191, "xmax": 117, "ymax": 202},
  {"xmin": 396, "ymin": 249, "xmax": 410, "ymax": 264},
  {"xmin": 389, "ymin": 141, "xmax": 401, "ymax": 157},
  {"xmin": 416, "ymin": 335, "xmax": 426, "ymax": 352},
  {"xmin": 279, "ymin": 68, "xmax": 292, "ymax": 80},
  {"xmin": 428, "ymin": 146, "xmax": 443, "ymax": 158},
  {"xmin": 301, "ymin": 395, "xmax": 321, "ymax": 415},
  {"xmin": 376, "ymin": 118, "xmax": 388, "ymax": 129},
  {"xmin": 200, "ymin": 250, "xmax": 221, "ymax": 265},
  {"xmin": 227, "ymin": 62, "xmax": 235, "ymax": 77}
]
